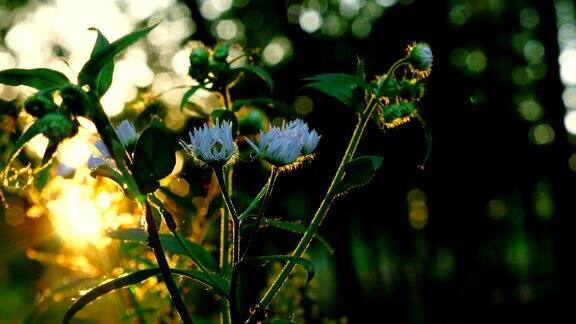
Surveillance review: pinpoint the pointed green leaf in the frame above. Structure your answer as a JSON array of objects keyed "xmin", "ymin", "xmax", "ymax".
[
  {"xmin": 107, "ymin": 228, "xmax": 218, "ymax": 271},
  {"xmin": 89, "ymin": 162, "xmax": 130, "ymax": 195},
  {"xmin": 240, "ymin": 255, "xmax": 315, "ymax": 283},
  {"xmin": 303, "ymin": 73, "xmax": 372, "ymax": 110},
  {"xmin": 88, "ymin": 28, "xmax": 114, "ymax": 97},
  {"xmin": 0, "ymin": 68, "xmax": 69, "ymax": 90},
  {"xmin": 260, "ymin": 218, "xmax": 334, "ymax": 255},
  {"xmin": 236, "ymin": 65, "xmax": 274, "ymax": 92},
  {"xmin": 40, "ymin": 139, "xmax": 59, "ymax": 167},
  {"xmin": 238, "ymin": 183, "xmax": 269, "ymax": 222},
  {"xmin": 335, "ymin": 155, "xmax": 384, "ymax": 195},
  {"xmin": 132, "ymin": 118, "xmax": 175, "ymax": 193},
  {"xmin": 171, "ymin": 268, "xmax": 229, "ymax": 297},
  {"xmin": 63, "ymin": 269, "xmax": 159, "ymax": 324},
  {"xmin": 304, "ymin": 73, "xmax": 372, "ymax": 89},
  {"xmin": 63, "ymin": 268, "xmax": 227, "ymax": 323},
  {"xmin": 304, "ymin": 80, "xmax": 356, "ymax": 107},
  {"xmin": 78, "ymin": 22, "xmax": 159, "ymax": 88},
  {"xmin": 180, "ymin": 85, "xmax": 203, "ymax": 110}
]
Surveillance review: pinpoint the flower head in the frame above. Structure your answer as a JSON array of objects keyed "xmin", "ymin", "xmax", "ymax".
[
  {"xmin": 179, "ymin": 120, "xmax": 237, "ymax": 166},
  {"xmin": 247, "ymin": 126, "xmax": 302, "ymax": 166},
  {"xmin": 408, "ymin": 42, "xmax": 433, "ymax": 71},
  {"xmin": 247, "ymin": 119, "xmax": 320, "ymax": 167},
  {"xmin": 284, "ymin": 119, "xmax": 321, "ymax": 155},
  {"xmin": 94, "ymin": 120, "xmax": 138, "ymax": 158},
  {"xmin": 89, "ymin": 120, "xmax": 138, "ymax": 170}
]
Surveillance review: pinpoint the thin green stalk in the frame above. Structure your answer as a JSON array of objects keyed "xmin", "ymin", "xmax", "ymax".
[
  {"xmin": 149, "ymin": 194, "xmax": 229, "ymax": 297},
  {"xmin": 218, "ymin": 168, "xmax": 232, "ymax": 323},
  {"xmin": 248, "ymin": 97, "xmax": 379, "ymax": 321},
  {"xmin": 215, "ymin": 166, "xmax": 240, "ymax": 324},
  {"xmin": 91, "ymin": 100, "xmax": 193, "ymax": 323},
  {"xmin": 144, "ymin": 201, "xmax": 194, "ymax": 324},
  {"xmin": 238, "ymin": 182, "xmax": 270, "ymax": 223},
  {"xmin": 241, "ymin": 166, "xmax": 279, "ymax": 260}
]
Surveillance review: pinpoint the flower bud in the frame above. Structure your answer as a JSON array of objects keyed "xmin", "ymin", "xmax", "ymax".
[
  {"xmin": 24, "ymin": 94, "xmax": 57, "ymax": 118},
  {"xmin": 408, "ymin": 42, "xmax": 433, "ymax": 71},
  {"xmin": 189, "ymin": 47, "xmax": 209, "ymax": 66},
  {"xmin": 40, "ymin": 112, "xmax": 76, "ymax": 141},
  {"xmin": 213, "ymin": 44, "xmax": 229, "ymax": 63},
  {"xmin": 60, "ymin": 84, "xmax": 92, "ymax": 116}
]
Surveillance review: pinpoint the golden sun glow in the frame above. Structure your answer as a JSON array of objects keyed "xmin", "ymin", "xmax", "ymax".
[{"xmin": 42, "ymin": 168, "xmax": 139, "ymax": 249}]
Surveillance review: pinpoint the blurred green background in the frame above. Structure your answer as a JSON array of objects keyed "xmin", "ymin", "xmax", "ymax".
[{"xmin": 1, "ymin": 0, "xmax": 575, "ymax": 323}]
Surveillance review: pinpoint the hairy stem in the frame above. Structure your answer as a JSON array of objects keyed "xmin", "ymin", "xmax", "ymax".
[
  {"xmin": 144, "ymin": 201, "xmax": 194, "ymax": 324},
  {"xmin": 241, "ymin": 166, "xmax": 279, "ymax": 261},
  {"xmin": 149, "ymin": 194, "xmax": 229, "ymax": 297},
  {"xmin": 216, "ymin": 167, "xmax": 240, "ymax": 324}
]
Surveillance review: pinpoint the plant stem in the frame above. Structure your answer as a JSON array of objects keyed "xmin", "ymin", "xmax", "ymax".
[
  {"xmin": 218, "ymin": 168, "xmax": 232, "ymax": 323},
  {"xmin": 241, "ymin": 166, "xmax": 279, "ymax": 260},
  {"xmin": 149, "ymin": 194, "xmax": 229, "ymax": 297},
  {"xmin": 144, "ymin": 201, "xmax": 194, "ymax": 324},
  {"xmin": 91, "ymin": 99, "xmax": 193, "ymax": 323},
  {"xmin": 238, "ymin": 182, "xmax": 270, "ymax": 223},
  {"xmin": 248, "ymin": 96, "xmax": 378, "ymax": 321},
  {"xmin": 216, "ymin": 166, "xmax": 240, "ymax": 324}
]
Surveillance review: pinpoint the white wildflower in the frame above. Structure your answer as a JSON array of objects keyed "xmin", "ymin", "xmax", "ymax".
[
  {"xmin": 89, "ymin": 120, "xmax": 138, "ymax": 169},
  {"xmin": 247, "ymin": 125, "xmax": 303, "ymax": 166},
  {"xmin": 179, "ymin": 120, "xmax": 237, "ymax": 165}
]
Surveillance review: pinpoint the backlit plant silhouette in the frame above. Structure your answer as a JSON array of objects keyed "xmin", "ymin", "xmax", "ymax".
[{"xmin": 0, "ymin": 21, "xmax": 432, "ymax": 323}]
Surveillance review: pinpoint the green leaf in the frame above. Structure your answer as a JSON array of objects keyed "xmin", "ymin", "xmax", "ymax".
[
  {"xmin": 63, "ymin": 268, "xmax": 227, "ymax": 323},
  {"xmin": 238, "ymin": 183, "xmax": 269, "ymax": 222},
  {"xmin": 40, "ymin": 139, "xmax": 59, "ymax": 167},
  {"xmin": 132, "ymin": 118, "xmax": 175, "ymax": 193},
  {"xmin": 78, "ymin": 22, "xmax": 159, "ymax": 88},
  {"xmin": 63, "ymin": 270, "xmax": 158, "ymax": 324},
  {"xmin": 0, "ymin": 68, "xmax": 69, "ymax": 90},
  {"xmin": 107, "ymin": 228, "xmax": 218, "ymax": 272},
  {"xmin": 303, "ymin": 73, "xmax": 372, "ymax": 110},
  {"xmin": 171, "ymin": 268, "xmax": 229, "ymax": 297},
  {"xmin": 240, "ymin": 255, "xmax": 315, "ymax": 284},
  {"xmin": 180, "ymin": 85, "xmax": 203, "ymax": 110},
  {"xmin": 89, "ymin": 163, "xmax": 130, "ymax": 195},
  {"xmin": 335, "ymin": 155, "xmax": 384, "ymax": 195},
  {"xmin": 305, "ymin": 80, "xmax": 356, "ymax": 107},
  {"xmin": 261, "ymin": 218, "xmax": 334, "ymax": 255},
  {"xmin": 236, "ymin": 65, "xmax": 274, "ymax": 92},
  {"xmin": 264, "ymin": 320, "xmax": 297, "ymax": 324},
  {"xmin": 88, "ymin": 28, "xmax": 114, "ymax": 97}
]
